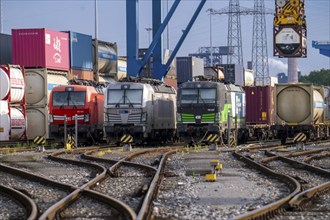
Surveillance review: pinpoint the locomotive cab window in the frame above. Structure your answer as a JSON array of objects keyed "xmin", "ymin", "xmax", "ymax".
[
  {"xmin": 107, "ymin": 89, "xmax": 143, "ymax": 105},
  {"xmin": 181, "ymin": 88, "xmax": 216, "ymax": 104},
  {"xmin": 53, "ymin": 91, "xmax": 86, "ymax": 106}
]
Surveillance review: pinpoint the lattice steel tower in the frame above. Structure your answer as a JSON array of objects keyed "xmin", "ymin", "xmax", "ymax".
[
  {"xmin": 227, "ymin": 0, "xmax": 243, "ymax": 65},
  {"xmin": 252, "ymin": 0, "xmax": 270, "ymax": 86}
]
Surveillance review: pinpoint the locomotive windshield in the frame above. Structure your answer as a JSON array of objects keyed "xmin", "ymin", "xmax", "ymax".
[
  {"xmin": 181, "ymin": 88, "xmax": 216, "ymax": 104},
  {"xmin": 107, "ymin": 89, "xmax": 143, "ymax": 105},
  {"xmin": 52, "ymin": 91, "xmax": 86, "ymax": 106}
]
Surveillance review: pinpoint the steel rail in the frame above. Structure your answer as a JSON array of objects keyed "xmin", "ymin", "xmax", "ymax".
[
  {"xmin": 304, "ymin": 152, "xmax": 330, "ymax": 163},
  {"xmin": 40, "ymin": 149, "xmax": 137, "ymax": 220},
  {"xmin": 289, "ymin": 181, "xmax": 330, "ymax": 208},
  {"xmin": 137, "ymin": 149, "xmax": 178, "ymax": 220},
  {"xmin": 232, "ymin": 150, "xmax": 301, "ymax": 220},
  {"xmin": 0, "ymin": 184, "xmax": 38, "ymax": 220}
]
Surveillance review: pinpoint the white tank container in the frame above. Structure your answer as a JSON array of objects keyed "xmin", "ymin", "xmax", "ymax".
[
  {"xmin": 9, "ymin": 107, "xmax": 26, "ymax": 140},
  {"xmin": 244, "ymin": 69, "xmax": 254, "ymax": 86},
  {"xmin": 26, "ymin": 106, "xmax": 48, "ymax": 139},
  {"xmin": 0, "ymin": 101, "xmax": 10, "ymax": 141},
  {"xmin": 276, "ymin": 84, "xmax": 324, "ymax": 124},
  {"xmin": 25, "ymin": 69, "xmax": 68, "ymax": 106},
  {"xmin": 0, "ymin": 102, "xmax": 26, "ymax": 141},
  {"xmin": 0, "ymin": 65, "xmax": 25, "ymax": 103}
]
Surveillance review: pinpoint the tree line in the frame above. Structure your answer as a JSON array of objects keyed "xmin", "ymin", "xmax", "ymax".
[{"xmin": 299, "ymin": 68, "xmax": 330, "ymax": 86}]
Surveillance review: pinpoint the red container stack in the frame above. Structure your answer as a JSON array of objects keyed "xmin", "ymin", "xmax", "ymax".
[{"xmin": 12, "ymin": 28, "xmax": 69, "ymax": 71}]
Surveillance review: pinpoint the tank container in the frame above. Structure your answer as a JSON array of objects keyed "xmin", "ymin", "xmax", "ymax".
[
  {"xmin": 0, "ymin": 65, "xmax": 25, "ymax": 103},
  {"xmin": 244, "ymin": 69, "xmax": 254, "ymax": 86},
  {"xmin": 0, "ymin": 33, "xmax": 12, "ymax": 64},
  {"xmin": 26, "ymin": 106, "xmax": 49, "ymax": 139},
  {"xmin": 12, "ymin": 28, "xmax": 69, "ymax": 71},
  {"xmin": 274, "ymin": 83, "xmax": 325, "ymax": 125},
  {"xmin": 66, "ymin": 31, "xmax": 93, "ymax": 70},
  {"xmin": 176, "ymin": 56, "xmax": 204, "ymax": 84},
  {"xmin": 245, "ymin": 86, "xmax": 274, "ymax": 125},
  {"xmin": 0, "ymin": 101, "xmax": 26, "ymax": 141},
  {"xmin": 93, "ymin": 39, "xmax": 117, "ymax": 75},
  {"xmin": 25, "ymin": 68, "xmax": 68, "ymax": 106}
]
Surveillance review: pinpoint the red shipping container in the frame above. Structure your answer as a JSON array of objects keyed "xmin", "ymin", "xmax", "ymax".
[
  {"xmin": 12, "ymin": 28, "xmax": 69, "ymax": 71},
  {"xmin": 244, "ymin": 86, "xmax": 274, "ymax": 125}
]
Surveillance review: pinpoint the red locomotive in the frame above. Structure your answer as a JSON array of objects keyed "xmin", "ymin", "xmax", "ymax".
[{"xmin": 48, "ymin": 81, "xmax": 104, "ymax": 145}]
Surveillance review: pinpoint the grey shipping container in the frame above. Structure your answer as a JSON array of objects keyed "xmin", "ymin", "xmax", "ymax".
[
  {"xmin": 0, "ymin": 33, "xmax": 12, "ymax": 64},
  {"xmin": 176, "ymin": 56, "xmax": 204, "ymax": 84},
  {"xmin": 66, "ymin": 31, "xmax": 93, "ymax": 70},
  {"xmin": 219, "ymin": 64, "xmax": 244, "ymax": 86}
]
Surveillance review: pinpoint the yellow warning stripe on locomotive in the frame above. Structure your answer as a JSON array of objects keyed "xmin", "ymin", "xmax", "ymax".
[
  {"xmin": 206, "ymin": 134, "xmax": 219, "ymax": 143},
  {"xmin": 120, "ymin": 135, "xmax": 133, "ymax": 144}
]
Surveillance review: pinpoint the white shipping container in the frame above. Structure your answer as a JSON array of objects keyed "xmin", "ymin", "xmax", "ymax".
[{"xmin": 25, "ymin": 68, "xmax": 68, "ymax": 106}]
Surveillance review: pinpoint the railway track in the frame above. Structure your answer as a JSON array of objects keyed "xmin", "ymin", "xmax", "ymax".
[{"xmin": 233, "ymin": 141, "xmax": 330, "ymax": 219}]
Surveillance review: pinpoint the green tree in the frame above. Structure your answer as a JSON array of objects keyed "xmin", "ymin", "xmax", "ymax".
[{"xmin": 299, "ymin": 69, "xmax": 330, "ymax": 86}]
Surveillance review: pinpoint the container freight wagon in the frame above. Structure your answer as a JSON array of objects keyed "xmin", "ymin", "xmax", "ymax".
[
  {"xmin": 12, "ymin": 28, "xmax": 69, "ymax": 71},
  {"xmin": 244, "ymin": 86, "xmax": 274, "ymax": 140},
  {"xmin": 49, "ymin": 82, "xmax": 104, "ymax": 145},
  {"xmin": 104, "ymin": 78, "xmax": 177, "ymax": 145},
  {"xmin": 272, "ymin": 83, "xmax": 327, "ymax": 144},
  {"xmin": 177, "ymin": 78, "xmax": 248, "ymax": 145}
]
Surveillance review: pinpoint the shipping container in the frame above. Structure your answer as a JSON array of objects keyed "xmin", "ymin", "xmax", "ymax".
[
  {"xmin": 244, "ymin": 86, "xmax": 274, "ymax": 125},
  {"xmin": 66, "ymin": 31, "xmax": 93, "ymax": 70},
  {"xmin": 69, "ymin": 69, "xmax": 93, "ymax": 81},
  {"xmin": 0, "ymin": 33, "xmax": 12, "ymax": 64},
  {"xmin": 25, "ymin": 68, "xmax": 68, "ymax": 106},
  {"xmin": 176, "ymin": 56, "xmax": 204, "ymax": 84},
  {"xmin": 12, "ymin": 28, "xmax": 69, "ymax": 71},
  {"xmin": 0, "ymin": 101, "xmax": 26, "ymax": 141},
  {"xmin": 244, "ymin": 69, "xmax": 254, "ymax": 86},
  {"xmin": 93, "ymin": 39, "xmax": 117, "ymax": 75},
  {"xmin": 204, "ymin": 66, "xmax": 224, "ymax": 80},
  {"xmin": 0, "ymin": 65, "xmax": 25, "ymax": 103},
  {"xmin": 220, "ymin": 64, "xmax": 244, "ymax": 86},
  {"xmin": 274, "ymin": 83, "xmax": 324, "ymax": 125},
  {"xmin": 26, "ymin": 106, "xmax": 48, "ymax": 139}
]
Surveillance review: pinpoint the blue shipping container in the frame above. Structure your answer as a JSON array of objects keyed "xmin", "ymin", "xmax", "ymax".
[{"xmin": 67, "ymin": 31, "xmax": 93, "ymax": 70}]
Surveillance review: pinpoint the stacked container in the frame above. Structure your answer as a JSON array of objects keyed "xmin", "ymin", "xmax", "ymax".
[
  {"xmin": 0, "ymin": 65, "xmax": 27, "ymax": 141},
  {"xmin": 0, "ymin": 33, "xmax": 12, "ymax": 65},
  {"xmin": 12, "ymin": 28, "xmax": 69, "ymax": 139},
  {"xmin": 66, "ymin": 31, "xmax": 94, "ymax": 80}
]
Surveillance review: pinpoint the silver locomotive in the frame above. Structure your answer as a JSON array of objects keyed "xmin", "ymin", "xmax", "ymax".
[{"xmin": 104, "ymin": 77, "xmax": 177, "ymax": 145}]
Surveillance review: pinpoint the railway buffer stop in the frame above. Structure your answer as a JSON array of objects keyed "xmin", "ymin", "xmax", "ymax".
[{"xmin": 205, "ymin": 160, "xmax": 222, "ymax": 182}]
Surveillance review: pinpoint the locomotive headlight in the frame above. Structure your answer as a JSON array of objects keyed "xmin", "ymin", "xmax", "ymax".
[
  {"xmin": 84, "ymin": 114, "xmax": 90, "ymax": 122},
  {"xmin": 141, "ymin": 112, "xmax": 147, "ymax": 122},
  {"xmin": 176, "ymin": 113, "xmax": 181, "ymax": 122},
  {"xmin": 215, "ymin": 112, "xmax": 220, "ymax": 122}
]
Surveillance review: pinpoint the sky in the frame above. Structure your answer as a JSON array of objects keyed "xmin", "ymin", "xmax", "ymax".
[{"xmin": 1, "ymin": 0, "xmax": 329, "ymax": 76}]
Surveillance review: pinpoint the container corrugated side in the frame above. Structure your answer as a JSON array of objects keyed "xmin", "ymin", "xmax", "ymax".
[
  {"xmin": 176, "ymin": 57, "xmax": 193, "ymax": 84},
  {"xmin": 245, "ymin": 86, "xmax": 274, "ymax": 125},
  {"xmin": 12, "ymin": 28, "xmax": 69, "ymax": 71},
  {"xmin": 68, "ymin": 31, "xmax": 93, "ymax": 70},
  {"xmin": 0, "ymin": 34, "xmax": 12, "ymax": 64}
]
